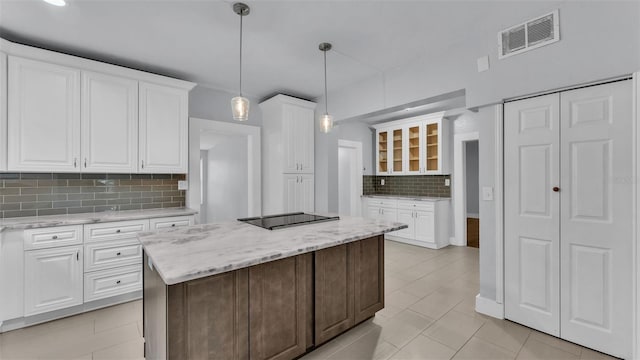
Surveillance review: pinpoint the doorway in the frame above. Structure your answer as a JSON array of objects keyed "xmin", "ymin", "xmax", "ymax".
[
  {"xmin": 338, "ymin": 140, "xmax": 363, "ymax": 217},
  {"xmin": 465, "ymin": 140, "xmax": 479, "ymax": 248},
  {"xmin": 187, "ymin": 118, "xmax": 261, "ymax": 223}
]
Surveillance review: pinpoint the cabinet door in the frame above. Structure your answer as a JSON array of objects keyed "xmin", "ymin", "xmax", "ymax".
[
  {"xmin": 8, "ymin": 56, "xmax": 80, "ymax": 172},
  {"xmin": 367, "ymin": 206, "xmax": 381, "ymax": 219},
  {"xmin": 315, "ymin": 244, "xmax": 354, "ymax": 345},
  {"xmin": 391, "ymin": 128, "xmax": 404, "ymax": 174},
  {"xmin": 376, "ymin": 130, "xmax": 390, "ymax": 175},
  {"xmin": 406, "ymin": 124, "xmax": 423, "ymax": 174},
  {"xmin": 414, "ymin": 210, "xmax": 435, "ymax": 243},
  {"xmin": 297, "ymin": 106, "xmax": 315, "ymax": 173},
  {"xmin": 81, "ymin": 71, "xmax": 138, "ymax": 173},
  {"xmin": 0, "ymin": 52, "xmax": 7, "ymax": 171},
  {"xmin": 424, "ymin": 120, "xmax": 440, "ymax": 174},
  {"xmin": 380, "ymin": 207, "xmax": 397, "ymax": 223},
  {"xmin": 352, "ymin": 236, "xmax": 384, "ymax": 323},
  {"xmin": 24, "ymin": 245, "xmax": 83, "ymax": 316},
  {"xmin": 283, "ymin": 174, "xmax": 299, "ymax": 213},
  {"xmin": 300, "ymin": 175, "xmax": 315, "ymax": 213},
  {"xmin": 139, "ymin": 82, "xmax": 188, "ymax": 173},
  {"xmin": 395, "ymin": 209, "xmax": 414, "ymax": 238},
  {"xmin": 282, "ymin": 104, "xmax": 298, "ymax": 173},
  {"xmin": 249, "ymin": 254, "xmax": 309, "ymax": 360}
]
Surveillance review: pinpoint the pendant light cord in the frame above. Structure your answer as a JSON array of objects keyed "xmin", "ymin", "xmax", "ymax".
[
  {"xmin": 239, "ymin": 11, "xmax": 243, "ymax": 97},
  {"xmin": 324, "ymin": 49, "xmax": 328, "ymax": 115}
]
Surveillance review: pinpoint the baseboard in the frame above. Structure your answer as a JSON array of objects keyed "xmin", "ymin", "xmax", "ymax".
[
  {"xmin": 385, "ymin": 235, "xmax": 449, "ymax": 249},
  {"xmin": 475, "ymin": 294, "xmax": 504, "ymax": 319},
  {"xmin": 466, "ymin": 213, "xmax": 479, "ymax": 219}
]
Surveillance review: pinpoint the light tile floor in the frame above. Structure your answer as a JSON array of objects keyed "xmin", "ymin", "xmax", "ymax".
[{"xmin": 0, "ymin": 240, "xmax": 618, "ymax": 360}]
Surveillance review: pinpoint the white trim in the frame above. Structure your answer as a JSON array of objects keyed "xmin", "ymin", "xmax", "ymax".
[
  {"xmin": 338, "ymin": 139, "xmax": 363, "ymax": 217},
  {"xmin": 466, "ymin": 213, "xmax": 479, "ymax": 219},
  {"xmin": 475, "ymin": 294, "xmax": 504, "ymax": 319},
  {"xmin": 386, "ymin": 235, "xmax": 449, "ymax": 250},
  {"xmin": 494, "ymin": 104, "xmax": 505, "ymax": 304},
  {"xmin": 453, "ymin": 132, "xmax": 479, "ymax": 246},
  {"xmin": 188, "ymin": 118, "xmax": 261, "ymax": 223},
  {"xmin": 371, "ymin": 111, "xmax": 445, "ymax": 129}
]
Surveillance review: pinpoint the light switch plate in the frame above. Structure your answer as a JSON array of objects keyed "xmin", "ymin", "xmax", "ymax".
[
  {"xmin": 477, "ymin": 56, "xmax": 490, "ymax": 72},
  {"xmin": 178, "ymin": 180, "xmax": 188, "ymax": 190},
  {"xmin": 482, "ymin": 186, "xmax": 494, "ymax": 201},
  {"xmin": 381, "ymin": 179, "xmax": 385, "ymax": 186}
]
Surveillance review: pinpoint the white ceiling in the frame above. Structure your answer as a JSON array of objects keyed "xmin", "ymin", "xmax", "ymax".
[{"xmin": 1, "ymin": 0, "xmax": 504, "ymax": 101}]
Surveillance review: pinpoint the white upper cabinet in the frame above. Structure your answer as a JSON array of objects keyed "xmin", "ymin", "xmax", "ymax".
[
  {"xmin": 81, "ymin": 71, "xmax": 138, "ymax": 173},
  {"xmin": 0, "ymin": 52, "xmax": 7, "ymax": 171},
  {"xmin": 281, "ymin": 102, "xmax": 314, "ymax": 173},
  {"xmin": 8, "ymin": 56, "xmax": 81, "ymax": 172},
  {"xmin": 373, "ymin": 112, "xmax": 450, "ymax": 175},
  {"xmin": 138, "ymin": 82, "xmax": 188, "ymax": 173}
]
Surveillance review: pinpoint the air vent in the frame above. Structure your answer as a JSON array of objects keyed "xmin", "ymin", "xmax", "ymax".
[{"xmin": 499, "ymin": 10, "xmax": 559, "ymax": 59}]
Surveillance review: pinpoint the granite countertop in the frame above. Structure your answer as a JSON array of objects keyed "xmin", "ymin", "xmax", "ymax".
[
  {"xmin": 0, "ymin": 208, "xmax": 198, "ymax": 232},
  {"xmin": 362, "ymin": 195, "xmax": 451, "ymax": 201},
  {"xmin": 138, "ymin": 216, "xmax": 407, "ymax": 285}
]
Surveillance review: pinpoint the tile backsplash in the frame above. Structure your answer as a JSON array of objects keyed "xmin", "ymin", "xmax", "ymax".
[
  {"xmin": 363, "ymin": 175, "xmax": 451, "ymax": 198},
  {"xmin": 0, "ymin": 173, "xmax": 186, "ymax": 218}
]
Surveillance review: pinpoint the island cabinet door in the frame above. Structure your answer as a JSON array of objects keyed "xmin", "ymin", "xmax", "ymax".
[
  {"xmin": 314, "ymin": 243, "xmax": 355, "ymax": 345},
  {"xmin": 249, "ymin": 254, "xmax": 310, "ymax": 360},
  {"xmin": 352, "ymin": 236, "xmax": 385, "ymax": 323}
]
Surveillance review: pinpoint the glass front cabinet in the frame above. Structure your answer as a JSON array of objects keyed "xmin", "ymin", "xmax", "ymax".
[{"xmin": 374, "ymin": 112, "xmax": 450, "ymax": 176}]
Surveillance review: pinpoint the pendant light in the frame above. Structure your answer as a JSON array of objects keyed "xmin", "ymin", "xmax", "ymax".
[
  {"xmin": 319, "ymin": 42, "xmax": 333, "ymax": 133},
  {"xmin": 231, "ymin": 3, "xmax": 250, "ymax": 121}
]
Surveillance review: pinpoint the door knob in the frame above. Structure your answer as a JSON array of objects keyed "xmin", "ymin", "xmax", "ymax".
[{"xmin": 553, "ymin": 187, "xmax": 560, "ymax": 192}]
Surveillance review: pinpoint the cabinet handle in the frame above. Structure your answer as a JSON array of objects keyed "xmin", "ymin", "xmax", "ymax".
[
  {"xmin": 116, "ymin": 252, "xmax": 122, "ymax": 256},
  {"xmin": 116, "ymin": 229, "xmax": 121, "ymax": 233},
  {"xmin": 76, "ymin": 251, "xmax": 79, "ymax": 261},
  {"xmin": 52, "ymin": 235, "xmax": 58, "ymax": 240},
  {"xmin": 141, "ymin": 160, "xmax": 145, "ymax": 169},
  {"xmin": 84, "ymin": 158, "xmax": 87, "ymax": 168},
  {"xmin": 116, "ymin": 280, "xmax": 121, "ymax": 284},
  {"xmin": 74, "ymin": 158, "xmax": 77, "ymax": 168},
  {"xmin": 171, "ymin": 224, "xmax": 176, "ymax": 227}
]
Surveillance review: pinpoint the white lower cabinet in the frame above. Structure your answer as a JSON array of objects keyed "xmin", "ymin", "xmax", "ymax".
[
  {"xmin": 24, "ymin": 246, "xmax": 83, "ymax": 316},
  {"xmin": 84, "ymin": 265, "xmax": 142, "ymax": 302},
  {"xmin": 283, "ymin": 174, "xmax": 314, "ymax": 213},
  {"xmin": 149, "ymin": 215, "xmax": 194, "ymax": 230},
  {"xmin": 363, "ymin": 197, "xmax": 450, "ymax": 249}
]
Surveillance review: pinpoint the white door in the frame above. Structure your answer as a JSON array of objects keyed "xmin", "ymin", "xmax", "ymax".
[
  {"xmin": 283, "ymin": 174, "xmax": 298, "ymax": 213},
  {"xmin": 559, "ymin": 81, "xmax": 632, "ymax": 359},
  {"xmin": 505, "ymin": 93, "xmax": 561, "ymax": 336},
  {"xmin": 8, "ymin": 56, "xmax": 81, "ymax": 172},
  {"xmin": 395, "ymin": 209, "xmax": 414, "ymax": 238},
  {"xmin": 139, "ymin": 82, "xmax": 188, "ymax": 173},
  {"xmin": 414, "ymin": 210, "xmax": 435, "ymax": 243},
  {"xmin": 282, "ymin": 104, "xmax": 298, "ymax": 173},
  {"xmin": 24, "ymin": 246, "xmax": 83, "ymax": 316},
  {"xmin": 81, "ymin": 71, "xmax": 138, "ymax": 173},
  {"xmin": 300, "ymin": 175, "xmax": 315, "ymax": 213}
]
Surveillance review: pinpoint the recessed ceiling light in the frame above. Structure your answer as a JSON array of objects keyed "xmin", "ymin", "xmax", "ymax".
[{"xmin": 43, "ymin": 0, "xmax": 66, "ymax": 6}]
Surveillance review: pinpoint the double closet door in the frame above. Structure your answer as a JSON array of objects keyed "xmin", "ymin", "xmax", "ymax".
[{"xmin": 504, "ymin": 80, "xmax": 633, "ymax": 359}]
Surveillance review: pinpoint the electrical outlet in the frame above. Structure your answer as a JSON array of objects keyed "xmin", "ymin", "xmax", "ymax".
[
  {"xmin": 381, "ymin": 179, "xmax": 385, "ymax": 186},
  {"xmin": 178, "ymin": 181, "xmax": 188, "ymax": 190},
  {"xmin": 444, "ymin": 179, "xmax": 450, "ymax": 186}
]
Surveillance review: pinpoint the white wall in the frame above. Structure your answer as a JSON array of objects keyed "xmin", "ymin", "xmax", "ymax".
[
  {"xmin": 466, "ymin": 141, "xmax": 479, "ymax": 216},
  {"xmin": 205, "ymin": 134, "xmax": 249, "ymax": 222},
  {"xmin": 324, "ymin": 1, "xmax": 640, "ymax": 119}
]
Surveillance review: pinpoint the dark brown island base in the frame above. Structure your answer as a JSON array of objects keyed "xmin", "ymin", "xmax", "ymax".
[{"xmin": 143, "ymin": 235, "xmax": 385, "ymax": 360}]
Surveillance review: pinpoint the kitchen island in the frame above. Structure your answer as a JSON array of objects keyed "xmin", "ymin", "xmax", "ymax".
[{"xmin": 138, "ymin": 216, "xmax": 406, "ymax": 360}]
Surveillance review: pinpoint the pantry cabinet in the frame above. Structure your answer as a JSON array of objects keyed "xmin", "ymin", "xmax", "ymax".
[
  {"xmin": 8, "ymin": 56, "xmax": 81, "ymax": 172},
  {"xmin": 81, "ymin": 71, "xmax": 138, "ymax": 173},
  {"xmin": 138, "ymin": 82, "xmax": 188, "ymax": 173},
  {"xmin": 373, "ymin": 112, "xmax": 450, "ymax": 175},
  {"xmin": 0, "ymin": 52, "xmax": 7, "ymax": 171}
]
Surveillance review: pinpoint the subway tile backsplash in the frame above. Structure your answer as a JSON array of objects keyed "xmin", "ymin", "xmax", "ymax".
[
  {"xmin": 0, "ymin": 173, "xmax": 186, "ymax": 218},
  {"xmin": 363, "ymin": 175, "xmax": 451, "ymax": 198}
]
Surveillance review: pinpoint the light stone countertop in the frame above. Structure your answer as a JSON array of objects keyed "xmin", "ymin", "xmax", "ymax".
[
  {"xmin": 138, "ymin": 215, "xmax": 407, "ymax": 285},
  {"xmin": 0, "ymin": 208, "xmax": 198, "ymax": 232},
  {"xmin": 362, "ymin": 195, "xmax": 450, "ymax": 202}
]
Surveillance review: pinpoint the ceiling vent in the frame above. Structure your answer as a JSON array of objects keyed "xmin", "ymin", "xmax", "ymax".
[{"xmin": 498, "ymin": 10, "xmax": 559, "ymax": 59}]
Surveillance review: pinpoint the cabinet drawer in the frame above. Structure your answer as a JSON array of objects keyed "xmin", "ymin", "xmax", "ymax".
[
  {"xmin": 366, "ymin": 198, "xmax": 397, "ymax": 208},
  {"xmin": 84, "ymin": 220, "xmax": 148, "ymax": 243},
  {"xmin": 149, "ymin": 216, "xmax": 194, "ymax": 230},
  {"xmin": 397, "ymin": 200, "xmax": 434, "ymax": 212},
  {"xmin": 84, "ymin": 265, "xmax": 142, "ymax": 302},
  {"xmin": 85, "ymin": 239, "xmax": 142, "ymax": 272},
  {"xmin": 24, "ymin": 225, "xmax": 83, "ymax": 250}
]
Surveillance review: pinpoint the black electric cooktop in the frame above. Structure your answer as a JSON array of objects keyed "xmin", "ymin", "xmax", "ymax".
[{"xmin": 238, "ymin": 212, "xmax": 340, "ymax": 230}]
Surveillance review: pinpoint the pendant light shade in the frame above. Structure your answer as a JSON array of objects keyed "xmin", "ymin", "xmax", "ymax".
[
  {"xmin": 231, "ymin": 3, "xmax": 250, "ymax": 121},
  {"xmin": 319, "ymin": 42, "xmax": 333, "ymax": 133}
]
